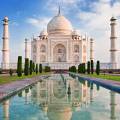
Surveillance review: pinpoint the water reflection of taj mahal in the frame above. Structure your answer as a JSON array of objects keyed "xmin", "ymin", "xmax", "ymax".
[{"xmin": 31, "ymin": 74, "xmax": 89, "ymax": 120}]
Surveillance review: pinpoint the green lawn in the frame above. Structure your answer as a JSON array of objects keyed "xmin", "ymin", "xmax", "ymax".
[
  {"xmin": 82, "ymin": 73, "xmax": 120, "ymax": 82},
  {"xmin": 0, "ymin": 72, "xmax": 50, "ymax": 85}
]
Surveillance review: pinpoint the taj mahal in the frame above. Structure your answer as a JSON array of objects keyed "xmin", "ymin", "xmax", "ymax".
[
  {"xmin": 1, "ymin": 8, "xmax": 118, "ymax": 70},
  {"xmin": 30, "ymin": 8, "xmax": 93, "ymax": 70}
]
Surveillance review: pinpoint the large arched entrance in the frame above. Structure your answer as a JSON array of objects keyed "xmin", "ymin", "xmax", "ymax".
[{"xmin": 53, "ymin": 44, "xmax": 66, "ymax": 62}]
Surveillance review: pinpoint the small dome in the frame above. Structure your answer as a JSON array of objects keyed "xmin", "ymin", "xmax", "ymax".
[
  {"xmin": 40, "ymin": 30, "xmax": 48, "ymax": 36},
  {"xmin": 4, "ymin": 16, "xmax": 9, "ymax": 22},
  {"xmin": 47, "ymin": 14, "xmax": 73, "ymax": 34},
  {"xmin": 110, "ymin": 16, "xmax": 116, "ymax": 21},
  {"xmin": 72, "ymin": 30, "xmax": 80, "ymax": 36}
]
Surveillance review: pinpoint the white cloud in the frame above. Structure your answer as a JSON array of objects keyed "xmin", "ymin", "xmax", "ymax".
[
  {"xmin": 26, "ymin": 17, "xmax": 51, "ymax": 30},
  {"xmin": 77, "ymin": 0, "xmax": 120, "ymax": 66}
]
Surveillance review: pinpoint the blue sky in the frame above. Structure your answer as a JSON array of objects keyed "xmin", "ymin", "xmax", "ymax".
[{"xmin": 0, "ymin": 0, "xmax": 120, "ymax": 66}]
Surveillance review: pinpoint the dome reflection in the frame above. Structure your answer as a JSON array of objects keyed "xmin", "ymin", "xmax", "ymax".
[{"xmin": 31, "ymin": 74, "xmax": 88, "ymax": 120}]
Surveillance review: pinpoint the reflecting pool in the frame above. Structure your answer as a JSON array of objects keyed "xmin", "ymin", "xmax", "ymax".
[{"xmin": 0, "ymin": 74, "xmax": 120, "ymax": 120}]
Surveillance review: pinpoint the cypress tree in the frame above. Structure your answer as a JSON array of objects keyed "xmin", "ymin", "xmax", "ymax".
[
  {"xmin": 39, "ymin": 64, "xmax": 42, "ymax": 73},
  {"xmin": 30, "ymin": 60, "xmax": 33, "ymax": 75},
  {"xmin": 87, "ymin": 61, "xmax": 90, "ymax": 74},
  {"xmin": 91, "ymin": 60, "xmax": 94, "ymax": 74},
  {"xmin": 32, "ymin": 62, "xmax": 35, "ymax": 72},
  {"xmin": 24, "ymin": 58, "xmax": 29, "ymax": 76},
  {"xmin": 17, "ymin": 56, "xmax": 22, "ymax": 77},
  {"xmin": 82, "ymin": 63, "xmax": 86, "ymax": 74},
  {"xmin": 36, "ymin": 64, "xmax": 38, "ymax": 74},
  {"xmin": 71, "ymin": 66, "xmax": 76, "ymax": 73},
  {"xmin": 96, "ymin": 60, "xmax": 100, "ymax": 75},
  {"xmin": 78, "ymin": 64, "xmax": 81, "ymax": 73},
  {"xmin": 78, "ymin": 64, "xmax": 82, "ymax": 73}
]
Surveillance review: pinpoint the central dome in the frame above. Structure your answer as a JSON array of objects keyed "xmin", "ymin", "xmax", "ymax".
[{"xmin": 47, "ymin": 14, "xmax": 73, "ymax": 34}]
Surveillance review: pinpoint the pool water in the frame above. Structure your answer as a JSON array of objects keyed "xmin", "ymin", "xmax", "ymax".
[{"xmin": 0, "ymin": 74, "xmax": 120, "ymax": 120}]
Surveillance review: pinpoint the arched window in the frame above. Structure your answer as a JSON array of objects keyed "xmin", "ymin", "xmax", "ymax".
[
  {"xmin": 74, "ymin": 55, "xmax": 79, "ymax": 62},
  {"xmin": 40, "ymin": 55, "xmax": 46, "ymax": 62},
  {"xmin": 33, "ymin": 55, "xmax": 36, "ymax": 62},
  {"xmin": 83, "ymin": 45, "xmax": 86, "ymax": 53},
  {"xmin": 40, "ymin": 45, "xmax": 46, "ymax": 53},
  {"xmin": 33, "ymin": 45, "xmax": 36, "ymax": 53},
  {"xmin": 53, "ymin": 44, "xmax": 66, "ymax": 62},
  {"xmin": 58, "ymin": 49, "xmax": 62, "ymax": 53},
  {"xmin": 74, "ymin": 45, "xmax": 79, "ymax": 52}
]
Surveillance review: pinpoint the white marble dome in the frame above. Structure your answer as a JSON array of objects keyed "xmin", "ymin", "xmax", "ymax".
[{"xmin": 47, "ymin": 14, "xmax": 73, "ymax": 34}]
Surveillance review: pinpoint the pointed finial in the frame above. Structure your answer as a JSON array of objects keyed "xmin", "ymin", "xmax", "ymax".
[{"xmin": 58, "ymin": 5, "xmax": 61, "ymax": 16}]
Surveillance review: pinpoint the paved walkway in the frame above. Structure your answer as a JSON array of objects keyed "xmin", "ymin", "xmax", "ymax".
[{"xmin": 0, "ymin": 75, "xmax": 48, "ymax": 102}]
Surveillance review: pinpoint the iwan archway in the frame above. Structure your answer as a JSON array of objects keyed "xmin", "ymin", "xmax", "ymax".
[{"xmin": 53, "ymin": 44, "xmax": 66, "ymax": 62}]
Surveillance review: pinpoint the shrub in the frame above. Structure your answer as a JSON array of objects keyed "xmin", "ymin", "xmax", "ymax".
[
  {"xmin": 0, "ymin": 68, "xmax": 2, "ymax": 74},
  {"xmin": 96, "ymin": 60, "xmax": 100, "ymax": 75},
  {"xmin": 87, "ymin": 61, "xmax": 90, "ymax": 74},
  {"xmin": 36, "ymin": 64, "xmax": 38, "ymax": 74},
  {"xmin": 39, "ymin": 64, "xmax": 42, "ymax": 73},
  {"xmin": 70, "ymin": 66, "xmax": 76, "ymax": 73},
  {"xmin": 30, "ymin": 60, "xmax": 33, "ymax": 75},
  {"xmin": 78, "ymin": 63, "xmax": 86, "ymax": 74},
  {"xmin": 44, "ymin": 66, "xmax": 51, "ymax": 72},
  {"xmin": 17, "ymin": 56, "xmax": 22, "ymax": 77},
  {"xmin": 24, "ymin": 58, "xmax": 29, "ymax": 76},
  {"xmin": 9, "ymin": 69, "xmax": 13, "ymax": 76},
  {"xmin": 91, "ymin": 60, "xmax": 94, "ymax": 74}
]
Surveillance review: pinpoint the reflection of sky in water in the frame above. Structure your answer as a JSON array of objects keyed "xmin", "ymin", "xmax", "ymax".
[{"xmin": 0, "ymin": 74, "xmax": 120, "ymax": 120}]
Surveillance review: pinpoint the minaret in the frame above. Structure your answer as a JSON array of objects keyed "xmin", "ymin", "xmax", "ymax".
[
  {"xmin": 110, "ymin": 91, "xmax": 116, "ymax": 120},
  {"xmin": 3, "ymin": 100, "xmax": 10, "ymax": 119},
  {"xmin": 2, "ymin": 16, "xmax": 9, "ymax": 70},
  {"xmin": 90, "ymin": 38, "xmax": 94, "ymax": 61},
  {"xmin": 110, "ymin": 17, "xmax": 117, "ymax": 69},
  {"xmin": 25, "ymin": 38, "xmax": 29, "ymax": 59}
]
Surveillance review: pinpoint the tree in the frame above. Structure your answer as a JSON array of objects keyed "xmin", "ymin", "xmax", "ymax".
[
  {"xmin": 39, "ymin": 64, "xmax": 42, "ymax": 73},
  {"xmin": 96, "ymin": 60, "xmax": 100, "ymax": 75},
  {"xmin": 87, "ymin": 61, "xmax": 90, "ymax": 74},
  {"xmin": 32, "ymin": 62, "xmax": 35, "ymax": 72},
  {"xmin": 30, "ymin": 60, "xmax": 33, "ymax": 75},
  {"xmin": 70, "ymin": 66, "xmax": 76, "ymax": 73},
  {"xmin": 36, "ymin": 64, "xmax": 38, "ymax": 74},
  {"xmin": 17, "ymin": 56, "xmax": 22, "ymax": 77},
  {"xmin": 91, "ymin": 60, "xmax": 94, "ymax": 74},
  {"xmin": 78, "ymin": 64, "xmax": 81, "ymax": 73},
  {"xmin": 9, "ymin": 69, "xmax": 13, "ymax": 76},
  {"xmin": 44, "ymin": 66, "xmax": 51, "ymax": 72},
  {"xmin": 82, "ymin": 63, "xmax": 86, "ymax": 74},
  {"xmin": 24, "ymin": 58, "xmax": 29, "ymax": 76}
]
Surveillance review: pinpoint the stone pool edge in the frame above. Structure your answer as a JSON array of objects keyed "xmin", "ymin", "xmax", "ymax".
[
  {"xmin": 0, "ymin": 75, "xmax": 50, "ymax": 103},
  {"xmin": 69, "ymin": 72, "xmax": 120, "ymax": 94}
]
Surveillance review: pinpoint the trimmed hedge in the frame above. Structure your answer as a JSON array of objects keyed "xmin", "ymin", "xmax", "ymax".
[
  {"xmin": 36, "ymin": 64, "xmax": 38, "ymax": 74},
  {"xmin": 30, "ymin": 60, "xmax": 33, "ymax": 75},
  {"xmin": 17, "ymin": 56, "xmax": 22, "ymax": 77},
  {"xmin": 69, "ymin": 66, "xmax": 76, "ymax": 73},
  {"xmin": 24, "ymin": 58, "xmax": 29, "ymax": 76},
  {"xmin": 44, "ymin": 66, "xmax": 51, "ymax": 72},
  {"xmin": 39, "ymin": 64, "xmax": 42, "ymax": 73},
  {"xmin": 91, "ymin": 60, "xmax": 94, "ymax": 74},
  {"xmin": 96, "ymin": 60, "xmax": 100, "ymax": 75},
  {"xmin": 87, "ymin": 61, "xmax": 90, "ymax": 74}
]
